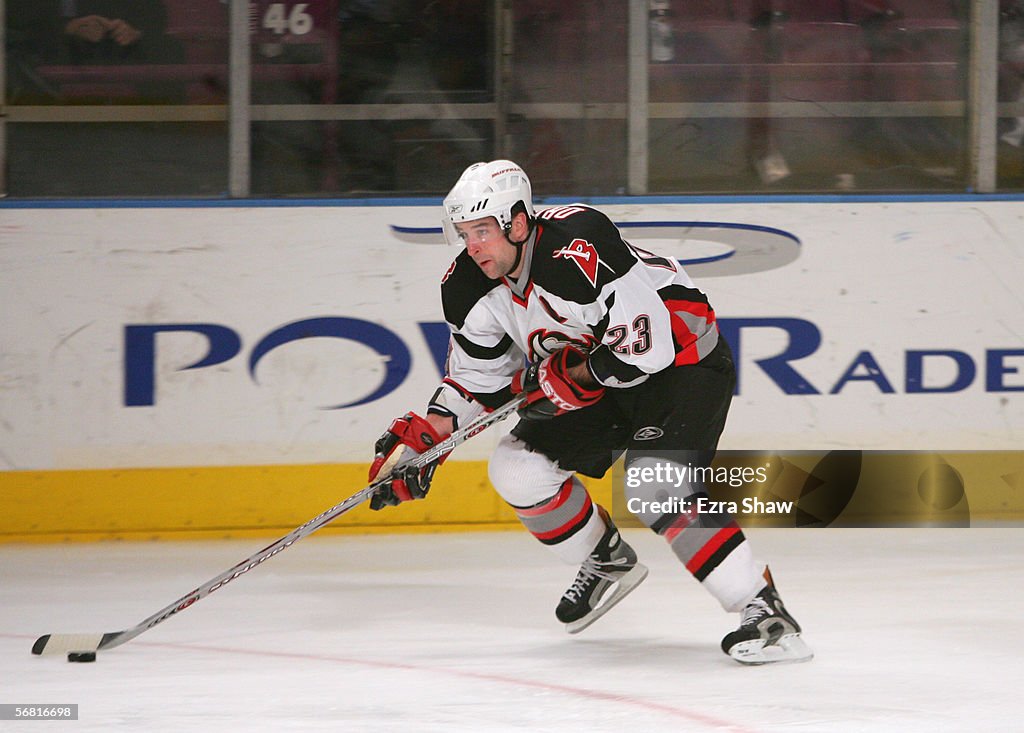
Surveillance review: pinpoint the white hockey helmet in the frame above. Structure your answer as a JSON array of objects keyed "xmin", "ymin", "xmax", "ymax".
[{"xmin": 441, "ymin": 160, "xmax": 535, "ymax": 246}]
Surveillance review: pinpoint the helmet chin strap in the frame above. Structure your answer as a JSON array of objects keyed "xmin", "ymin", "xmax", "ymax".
[{"xmin": 503, "ymin": 217, "xmax": 534, "ymax": 276}]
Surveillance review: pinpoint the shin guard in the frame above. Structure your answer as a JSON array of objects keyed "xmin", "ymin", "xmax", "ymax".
[
  {"xmin": 650, "ymin": 494, "xmax": 765, "ymax": 612},
  {"xmin": 511, "ymin": 477, "xmax": 608, "ymax": 564}
]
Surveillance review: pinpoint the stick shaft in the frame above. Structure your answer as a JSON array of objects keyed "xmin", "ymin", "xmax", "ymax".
[{"xmin": 32, "ymin": 398, "xmax": 522, "ymax": 655}]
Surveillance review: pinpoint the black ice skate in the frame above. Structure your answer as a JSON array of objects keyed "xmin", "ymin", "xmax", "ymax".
[
  {"xmin": 556, "ymin": 522, "xmax": 649, "ymax": 634},
  {"xmin": 721, "ymin": 569, "xmax": 813, "ymax": 665}
]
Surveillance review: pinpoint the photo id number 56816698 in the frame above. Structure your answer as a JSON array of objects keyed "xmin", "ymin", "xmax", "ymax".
[{"xmin": 0, "ymin": 705, "xmax": 79, "ymax": 720}]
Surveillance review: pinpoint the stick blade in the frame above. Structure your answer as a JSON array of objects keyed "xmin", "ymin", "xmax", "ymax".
[{"xmin": 32, "ymin": 633, "xmax": 106, "ymax": 656}]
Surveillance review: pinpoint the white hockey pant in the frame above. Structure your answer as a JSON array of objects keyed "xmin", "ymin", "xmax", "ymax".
[{"xmin": 489, "ymin": 434, "xmax": 608, "ymax": 565}]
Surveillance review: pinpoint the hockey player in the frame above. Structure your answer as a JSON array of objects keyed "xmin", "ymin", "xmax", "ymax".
[{"xmin": 367, "ymin": 160, "xmax": 812, "ymax": 665}]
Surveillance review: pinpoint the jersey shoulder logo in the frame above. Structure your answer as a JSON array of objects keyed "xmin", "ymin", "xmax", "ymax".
[{"xmin": 552, "ymin": 238, "xmax": 610, "ymax": 287}]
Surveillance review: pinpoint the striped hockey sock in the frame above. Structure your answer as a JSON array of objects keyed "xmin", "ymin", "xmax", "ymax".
[
  {"xmin": 511, "ymin": 477, "xmax": 608, "ymax": 564},
  {"xmin": 651, "ymin": 492, "xmax": 765, "ymax": 612}
]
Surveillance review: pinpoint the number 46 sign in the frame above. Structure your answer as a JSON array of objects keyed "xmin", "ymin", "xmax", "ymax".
[{"xmin": 252, "ymin": 2, "xmax": 329, "ymax": 38}]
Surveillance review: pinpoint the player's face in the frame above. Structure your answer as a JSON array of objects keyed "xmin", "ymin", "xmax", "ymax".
[{"xmin": 455, "ymin": 217, "xmax": 521, "ymax": 279}]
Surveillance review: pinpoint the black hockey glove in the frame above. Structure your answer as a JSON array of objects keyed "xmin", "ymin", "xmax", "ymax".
[
  {"xmin": 368, "ymin": 412, "xmax": 449, "ymax": 510},
  {"xmin": 510, "ymin": 345, "xmax": 605, "ymax": 420}
]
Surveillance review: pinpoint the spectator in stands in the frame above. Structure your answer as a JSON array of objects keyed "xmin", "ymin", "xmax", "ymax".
[
  {"xmin": 8, "ymin": 0, "xmax": 182, "ymax": 65},
  {"xmin": 6, "ymin": 0, "xmax": 183, "ymax": 102},
  {"xmin": 332, "ymin": 0, "xmax": 406, "ymax": 189},
  {"xmin": 420, "ymin": 0, "xmax": 489, "ymax": 93},
  {"xmin": 318, "ymin": 0, "xmax": 489, "ymax": 192}
]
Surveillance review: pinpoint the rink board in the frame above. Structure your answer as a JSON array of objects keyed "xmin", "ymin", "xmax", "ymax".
[
  {"xmin": 0, "ymin": 462, "xmax": 612, "ymax": 543},
  {"xmin": 1, "ymin": 199, "xmax": 1022, "ymax": 540},
  {"xmin": 4, "ymin": 452, "xmax": 1022, "ymax": 542}
]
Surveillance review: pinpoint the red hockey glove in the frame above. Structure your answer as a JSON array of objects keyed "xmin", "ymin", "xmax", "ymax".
[
  {"xmin": 510, "ymin": 345, "xmax": 605, "ymax": 421},
  {"xmin": 368, "ymin": 412, "xmax": 449, "ymax": 511}
]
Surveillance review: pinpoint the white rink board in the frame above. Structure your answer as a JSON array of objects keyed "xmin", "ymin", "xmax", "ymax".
[{"xmin": 1, "ymin": 201, "xmax": 1022, "ymax": 471}]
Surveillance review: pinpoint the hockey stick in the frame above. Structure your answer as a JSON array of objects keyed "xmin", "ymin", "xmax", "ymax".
[{"xmin": 31, "ymin": 396, "xmax": 524, "ymax": 657}]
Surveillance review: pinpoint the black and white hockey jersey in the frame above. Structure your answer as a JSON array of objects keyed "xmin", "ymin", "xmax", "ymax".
[{"xmin": 428, "ymin": 204, "xmax": 720, "ymax": 427}]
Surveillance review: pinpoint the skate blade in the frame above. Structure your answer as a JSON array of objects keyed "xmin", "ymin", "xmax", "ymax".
[
  {"xmin": 727, "ymin": 633, "xmax": 814, "ymax": 666},
  {"xmin": 565, "ymin": 564, "xmax": 649, "ymax": 635}
]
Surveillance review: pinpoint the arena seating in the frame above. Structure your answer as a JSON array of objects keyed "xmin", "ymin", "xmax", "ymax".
[
  {"xmin": 650, "ymin": 0, "xmax": 965, "ymax": 105},
  {"xmin": 771, "ymin": 0, "xmax": 848, "ymax": 22},
  {"xmin": 649, "ymin": 22, "xmax": 759, "ymax": 103},
  {"xmin": 32, "ymin": 0, "xmax": 339, "ymax": 104}
]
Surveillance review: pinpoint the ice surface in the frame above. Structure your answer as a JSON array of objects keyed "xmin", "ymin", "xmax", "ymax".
[{"xmin": 2, "ymin": 528, "xmax": 1022, "ymax": 731}]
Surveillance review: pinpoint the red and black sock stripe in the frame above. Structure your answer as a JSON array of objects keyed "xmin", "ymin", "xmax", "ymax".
[
  {"xmin": 651, "ymin": 493, "xmax": 747, "ymax": 581},
  {"xmin": 512, "ymin": 477, "xmax": 595, "ymax": 546}
]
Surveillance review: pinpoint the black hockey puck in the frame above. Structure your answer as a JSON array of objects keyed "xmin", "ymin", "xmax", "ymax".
[{"xmin": 67, "ymin": 651, "xmax": 96, "ymax": 663}]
